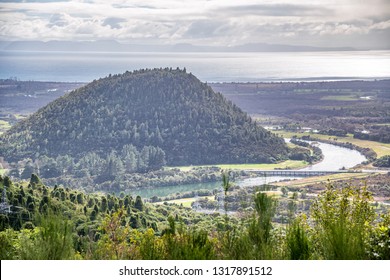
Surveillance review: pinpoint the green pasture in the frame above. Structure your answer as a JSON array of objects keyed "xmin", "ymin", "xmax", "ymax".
[
  {"xmin": 169, "ymin": 160, "xmax": 309, "ymax": 172},
  {"xmin": 274, "ymin": 172, "xmax": 372, "ymax": 188}
]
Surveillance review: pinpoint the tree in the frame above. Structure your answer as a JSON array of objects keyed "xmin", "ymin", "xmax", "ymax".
[
  {"xmin": 21, "ymin": 161, "xmax": 36, "ymax": 180},
  {"xmin": 285, "ymin": 216, "xmax": 310, "ymax": 260},
  {"xmin": 134, "ymin": 196, "xmax": 144, "ymax": 212},
  {"xmin": 19, "ymin": 213, "xmax": 75, "ymax": 260},
  {"xmin": 310, "ymin": 183, "xmax": 374, "ymax": 259},
  {"xmin": 373, "ymin": 155, "xmax": 390, "ymax": 167},
  {"xmin": 76, "ymin": 193, "xmax": 84, "ymax": 204},
  {"xmin": 101, "ymin": 197, "xmax": 108, "ymax": 212},
  {"xmin": 96, "ymin": 208, "xmax": 139, "ymax": 259},
  {"xmin": 122, "ymin": 144, "xmax": 138, "ymax": 172},
  {"xmin": 39, "ymin": 157, "xmax": 61, "ymax": 178},
  {"xmin": 249, "ymin": 192, "xmax": 277, "ymax": 247},
  {"xmin": 129, "ymin": 215, "xmax": 141, "ymax": 229}
]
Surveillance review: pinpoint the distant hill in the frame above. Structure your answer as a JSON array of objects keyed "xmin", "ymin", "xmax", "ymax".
[
  {"xmin": 0, "ymin": 40, "xmax": 357, "ymax": 52},
  {"xmin": 0, "ymin": 68, "xmax": 288, "ymax": 171}
]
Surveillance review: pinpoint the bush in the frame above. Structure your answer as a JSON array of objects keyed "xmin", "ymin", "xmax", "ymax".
[{"xmin": 310, "ymin": 184, "xmax": 374, "ymax": 259}]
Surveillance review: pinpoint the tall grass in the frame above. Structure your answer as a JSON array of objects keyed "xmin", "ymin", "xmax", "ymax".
[
  {"xmin": 220, "ymin": 191, "xmax": 281, "ymax": 259},
  {"xmin": 18, "ymin": 212, "xmax": 75, "ymax": 259},
  {"xmin": 310, "ymin": 184, "xmax": 374, "ymax": 259},
  {"xmin": 285, "ymin": 217, "xmax": 311, "ymax": 260}
]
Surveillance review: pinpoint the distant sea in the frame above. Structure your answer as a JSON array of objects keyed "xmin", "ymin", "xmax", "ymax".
[{"xmin": 0, "ymin": 50, "xmax": 389, "ymax": 83}]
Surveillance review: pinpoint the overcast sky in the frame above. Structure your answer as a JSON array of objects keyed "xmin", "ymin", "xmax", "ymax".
[{"xmin": 0, "ymin": 0, "xmax": 389, "ymax": 49}]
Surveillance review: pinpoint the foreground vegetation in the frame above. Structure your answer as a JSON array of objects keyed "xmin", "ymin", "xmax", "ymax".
[{"xmin": 1, "ymin": 174, "xmax": 389, "ymax": 260}]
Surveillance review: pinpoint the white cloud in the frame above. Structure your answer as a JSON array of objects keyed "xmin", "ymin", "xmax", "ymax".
[{"xmin": 0, "ymin": 0, "xmax": 389, "ymax": 49}]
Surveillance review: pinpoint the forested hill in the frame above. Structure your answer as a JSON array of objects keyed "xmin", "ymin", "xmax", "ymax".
[{"xmin": 0, "ymin": 68, "xmax": 288, "ymax": 169}]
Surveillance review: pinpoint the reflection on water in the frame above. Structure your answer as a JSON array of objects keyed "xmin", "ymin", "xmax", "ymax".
[
  {"xmin": 300, "ymin": 142, "xmax": 366, "ymax": 171},
  {"xmin": 130, "ymin": 181, "xmax": 221, "ymax": 198}
]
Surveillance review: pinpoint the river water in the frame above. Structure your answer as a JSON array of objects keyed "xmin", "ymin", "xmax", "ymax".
[
  {"xmin": 132, "ymin": 140, "xmax": 367, "ymax": 198},
  {"xmin": 300, "ymin": 141, "xmax": 366, "ymax": 171},
  {"xmin": 237, "ymin": 140, "xmax": 367, "ymax": 188}
]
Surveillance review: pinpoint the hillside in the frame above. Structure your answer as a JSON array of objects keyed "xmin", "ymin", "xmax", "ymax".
[{"xmin": 0, "ymin": 68, "xmax": 288, "ymax": 172}]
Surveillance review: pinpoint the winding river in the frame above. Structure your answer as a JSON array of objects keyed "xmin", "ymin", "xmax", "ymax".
[
  {"xmin": 239, "ymin": 140, "xmax": 367, "ymax": 188},
  {"xmin": 300, "ymin": 141, "xmax": 366, "ymax": 171},
  {"xmin": 133, "ymin": 140, "xmax": 367, "ymax": 198}
]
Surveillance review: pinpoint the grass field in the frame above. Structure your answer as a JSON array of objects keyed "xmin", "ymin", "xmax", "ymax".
[
  {"xmin": 154, "ymin": 195, "xmax": 215, "ymax": 208},
  {"xmin": 275, "ymin": 130, "xmax": 390, "ymax": 157},
  {"xmin": 274, "ymin": 172, "xmax": 372, "ymax": 188},
  {"xmin": 0, "ymin": 119, "xmax": 11, "ymax": 135},
  {"xmin": 169, "ymin": 160, "xmax": 309, "ymax": 172},
  {"xmin": 320, "ymin": 95, "xmax": 360, "ymax": 101}
]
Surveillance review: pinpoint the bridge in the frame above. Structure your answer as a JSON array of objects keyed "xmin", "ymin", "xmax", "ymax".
[{"xmin": 244, "ymin": 169, "xmax": 360, "ymax": 177}]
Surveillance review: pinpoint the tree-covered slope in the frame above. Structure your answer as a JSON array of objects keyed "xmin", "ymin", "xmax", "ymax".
[{"xmin": 0, "ymin": 68, "xmax": 288, "ymax": 167}]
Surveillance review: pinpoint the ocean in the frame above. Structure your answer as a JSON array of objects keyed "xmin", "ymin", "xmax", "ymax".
[{"xmin": 0, "ymin": 50, "xmax": 389, "ymax": 83}]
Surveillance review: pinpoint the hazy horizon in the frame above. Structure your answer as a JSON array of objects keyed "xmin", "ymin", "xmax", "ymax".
[
  {"xmin": 1, "ymin": 51, "xmax": 389, "ymax": 83},
  {"xmin": 0, "ymin": 39, "xmax": 367, "ymax": 53}
]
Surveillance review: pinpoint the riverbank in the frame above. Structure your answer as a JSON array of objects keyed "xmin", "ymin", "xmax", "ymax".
[
  {"xmin": 168, "ymin": 160, "xmax": 309, "ymax": 172},
  {"xmin": 138, "ymin": 138, "xmax": 368, "ymax": 202},
  {"xmin": 276, "ymin": 130, "xmax": 390, "ymax": 158}
]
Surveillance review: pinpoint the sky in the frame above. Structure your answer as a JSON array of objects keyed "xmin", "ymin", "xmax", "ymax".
[{"xmin": 0, "ymin": 0, "xmax": 389, "ymax": 49}]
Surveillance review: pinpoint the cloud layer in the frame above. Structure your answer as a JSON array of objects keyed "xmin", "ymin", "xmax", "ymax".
[{"xmin": 0, "ymin": 0, "xmax": 389, "ymax": 49}]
